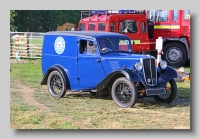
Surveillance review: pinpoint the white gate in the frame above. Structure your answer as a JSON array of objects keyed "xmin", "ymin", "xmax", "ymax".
[{"xmin": 10, "ymin": 32, "xmax": 45, "ymax": 59}]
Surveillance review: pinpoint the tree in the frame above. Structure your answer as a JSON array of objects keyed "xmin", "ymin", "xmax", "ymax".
[
  {"xmin": 10, "ymin": 10, "xmax": 18, "ymax": 31},
  {"xmin": 11, "ymin": 10, "xmax": 82, "ymax": 32}
]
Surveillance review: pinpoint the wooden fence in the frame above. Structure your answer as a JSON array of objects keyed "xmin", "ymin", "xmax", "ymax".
[{"xmin": 10, "ymin": 32, "xmax": 45, "ymax": 59}]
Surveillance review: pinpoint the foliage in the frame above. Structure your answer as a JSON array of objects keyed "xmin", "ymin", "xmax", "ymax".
[
  {"xmin": 10, "ymin": 10, "xmax": 18, "ymax": 31},
  {"xmin": 11, "ymin": 10, "xmax": 81, "ymax": 32},
  {"xmin": 57, "ymin": 22, "xmax": 76, "ymax": 31}
]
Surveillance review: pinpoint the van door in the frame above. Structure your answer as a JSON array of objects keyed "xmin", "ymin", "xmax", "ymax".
[{"xmin": 77, "ymin": 38, "xmax": 106, "ymax": 89}]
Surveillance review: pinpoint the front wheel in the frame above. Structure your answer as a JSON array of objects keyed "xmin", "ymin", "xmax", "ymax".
[
  {"xmin": 111, "ymin": 77, "xmax": 137, "ymax": 108},
  {"xmin": 47, "ymin": 70, "xmax": 66, "ymax": 98},
  {"xmin": 153, "ymin": 79, "xmax": 177, "ymax": 103}
]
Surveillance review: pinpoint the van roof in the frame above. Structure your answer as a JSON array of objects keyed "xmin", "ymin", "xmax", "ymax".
[{"xmin": 45, "ymin": 31, "xmax": 129, "ymax": 39}]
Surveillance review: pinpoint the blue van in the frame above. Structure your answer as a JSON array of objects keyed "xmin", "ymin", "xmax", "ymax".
[{"xmin": 41, "ymin": 31, "xmax": 178, "ymax": 108}]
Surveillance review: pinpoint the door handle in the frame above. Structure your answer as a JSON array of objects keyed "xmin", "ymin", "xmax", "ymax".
[{"xmin": 96, "ymin": 59, "xmax": 101, "ymax": 62}]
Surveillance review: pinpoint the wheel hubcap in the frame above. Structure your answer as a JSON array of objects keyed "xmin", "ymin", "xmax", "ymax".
[
  {"xmin": 51, "ymin": 75, "xmax": 63, "ymax": 94},
  {"xmin": 167, "ymin": 47, "xmax": 182, "ymax": 63},
  {"xmin": 116, "ymin": 82, "xmax": 131, "ymax": 104}
]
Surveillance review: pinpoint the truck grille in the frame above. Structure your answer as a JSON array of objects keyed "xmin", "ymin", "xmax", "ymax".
[{"xmin": 142, "ymin": 57, "xmax": 157, "ymax": 86}]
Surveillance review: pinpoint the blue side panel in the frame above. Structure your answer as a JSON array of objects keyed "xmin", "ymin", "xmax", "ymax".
[
  {"xmin": 77, "ymin": 54, "xmax": 106, "ymax": 89},
  {"xmin": 41, "ymin": 35, "xmax": 80, "ymax": 90},
  {"xmin": 60, "ymin": 57, "xmax": 79, "ymax": 90},
  {"xmin": 101, "ymin": 57, "xmax": 140, "ymax": 76}
]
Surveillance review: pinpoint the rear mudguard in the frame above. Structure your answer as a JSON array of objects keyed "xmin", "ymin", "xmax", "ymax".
[
  {"xmin": 156, "ymin": 66, "xmax": 178, "ymax": 87},
  {"xmin": 40, "ymin": 65, "xmax": 70, "ymax": 89},
  {"xmin": 97, "ymin": 69, "xmax": 142, "ymax": 91}
]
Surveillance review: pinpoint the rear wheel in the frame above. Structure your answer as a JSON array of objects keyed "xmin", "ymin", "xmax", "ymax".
[
  {"xmin": 111, "ymin": 77, "xmax": 137, "ymax": 108},
  {"xmin": 153, "ymin": 79, "xmax": 177, "ymax": 103},
  {"xmin": 47, "ymin": 70, "xmax": 66, "ymax": 98},
  {"xmin": 162, "ymin": 42, "xmax": 188, "ymax": 67}
]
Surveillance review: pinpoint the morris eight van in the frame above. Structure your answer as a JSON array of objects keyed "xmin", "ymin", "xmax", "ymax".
[{"xmin": 41, "ymin": 31, "xmax": 178, "ymax": 108}]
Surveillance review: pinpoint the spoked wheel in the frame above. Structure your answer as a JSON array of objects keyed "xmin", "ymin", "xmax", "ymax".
[
  {"xmin": 111, "ymin": 77, "xmax": 137, "ymax": 108},
  {"xmin": 47, "ymin": 70, "xmax": 66, "ymax": 98},
  {"xmin": 153, "ymin": 79, "xmax": 177, "ymax": 103}
]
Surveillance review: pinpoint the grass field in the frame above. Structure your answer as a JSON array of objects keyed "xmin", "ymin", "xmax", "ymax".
[{"xmin": 10, "ymin": 58, "xmax": 190, "ymax": 129}]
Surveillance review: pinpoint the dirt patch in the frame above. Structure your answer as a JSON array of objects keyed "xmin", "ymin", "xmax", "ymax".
[
  {"xmin": 11, "ymin": 80, "xmax": 51, "ymax": 112},
  {"xmin": 10, "ymin": 59, "xmax": 28, "ymax": 63},
  {"xmin": 10, "ymin": 80, "xmax": 87, "ymax": 129}
]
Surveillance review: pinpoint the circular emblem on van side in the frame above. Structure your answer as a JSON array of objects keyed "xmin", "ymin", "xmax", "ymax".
[{"xmin": 54, "ymin": 37, "xmax": 65, "ymax": 54}]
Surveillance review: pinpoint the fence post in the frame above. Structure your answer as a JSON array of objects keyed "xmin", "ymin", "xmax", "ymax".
[
  {"xmin": 10, "ymin": 32, "xmax": 13, "ymax": 56},
  {"xmin": 14, "ymin": 33, "xmax": 20, "ymax": 47},
  {"xmin": 24, "ymin": 33, "xmax": 29, "ymax": 56},
  {"xmin": 30, "ymin": 33, "xmax": 32, "ymax": 58}
]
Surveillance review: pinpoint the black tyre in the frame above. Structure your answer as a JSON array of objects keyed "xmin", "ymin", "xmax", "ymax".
[
  {"xmin": 47, "ymin": 70, "xmax": 66, "ymax": 98},
  {"xmin": 162, "ymin": 42, "xmax": 188, "ymax": 67},
  {"xmin": 153, "ymin": 79, "xmax": 177, "ymax": 103},
  {"xmin": 90, "ymin": 92, "xmax": 97, "ymax": 96},
  {"xmin": 111, "ymin": 77, "xmax": 137, "ymax": 108}
]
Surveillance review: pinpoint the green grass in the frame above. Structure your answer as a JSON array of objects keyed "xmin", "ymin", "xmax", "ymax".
[
  {"xmin": 10, "ymin": 91, "xmax": 44, "ymax": 128},
  {"xmin": 10, "ymin": 59, "xmax": 190, "ymax": 129},
  {"xmin": 31, "ymin": 38, "xmax": 43, "ymax": 45},
  {"xmin": 10, "ymin": 59, "xmax": 43, "ymax": 86}
]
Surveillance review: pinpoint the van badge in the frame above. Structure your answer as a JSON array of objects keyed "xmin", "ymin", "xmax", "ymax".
[{"xmin": 54, "ymin": 37, "xmax": 65, "ymax": 54}]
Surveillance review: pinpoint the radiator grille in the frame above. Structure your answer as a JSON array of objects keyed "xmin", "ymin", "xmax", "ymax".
[{"xmin": 142, "ymin": 57, "xmax": 157, "ymax": 86}]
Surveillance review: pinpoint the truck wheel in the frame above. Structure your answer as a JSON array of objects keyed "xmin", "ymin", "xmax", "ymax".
[
  {"xmin": 162, "ymin": 42, "xmax": 188, "ymax": 67},
  {"xmin": 111, "ymin": 77, "xmax": 137, "ymax": 108},
  {"xmin": 153, "ymin": 79, "xmax": 177, "ymax": 104},
  {"xmin": 47, "ymin": 70, "xmax": 66, "ymax": 98}
]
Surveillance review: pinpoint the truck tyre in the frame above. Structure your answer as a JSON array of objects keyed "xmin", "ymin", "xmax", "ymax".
[
  {"xmin": 162, "ymin": 42, "xmax": 188, "ymax": 67},
  {"xmin": 111, "ymin": 77, "xmax": 137, "ymax": 108},
  {"xmin": 47, "ymin": 70, "xmax": 66, "ymax": 98},
  {"xmin": 153, "ymin": 79, "xmax": 177, "ymax": 104}
]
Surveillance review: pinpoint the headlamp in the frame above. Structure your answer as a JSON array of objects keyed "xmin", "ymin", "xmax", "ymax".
[
  {"xmin": 158, "ymin": 60, "xmax": 167, "ymax": 70},
  {"xmin": 134, "ymin": 62, "xmax": 143, "ymax": 71}
]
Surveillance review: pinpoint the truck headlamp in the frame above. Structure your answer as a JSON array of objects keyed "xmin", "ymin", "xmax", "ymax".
[{"xmin": 134, "ymin": 62, "xmax": 143, "ymax": 71}]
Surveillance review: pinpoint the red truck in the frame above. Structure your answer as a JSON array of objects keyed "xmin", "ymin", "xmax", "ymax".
[
  {"xmin": 146, "ymin": 10, "xmax": 190, "ymax": 67},
  {"xmin": 77, "ymin": 10, "xmax": 190, "ymax": 67}
]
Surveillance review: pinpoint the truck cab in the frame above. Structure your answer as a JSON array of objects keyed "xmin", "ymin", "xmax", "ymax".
[{"xmin": 78, "ymin": 10, "xmax": 155, "ymax": 56}]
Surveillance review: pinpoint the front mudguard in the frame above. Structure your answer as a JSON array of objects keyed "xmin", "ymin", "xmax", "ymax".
[
  {"xmin": 97, "ymin": 69, "xmax": 142, "ymax": 91},
  {"xmin": 157, "ymin": 66, "xmax": 178, "ymax": 87}
]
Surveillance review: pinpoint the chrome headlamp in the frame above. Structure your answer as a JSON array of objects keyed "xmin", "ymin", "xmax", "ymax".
[
  {"xmin": 134, "ymin": 62, "xmax": 143, "ymax": 71},
  {"xmin": 158, "ymin": 60, "xmax": 167, "ymax": 70}
]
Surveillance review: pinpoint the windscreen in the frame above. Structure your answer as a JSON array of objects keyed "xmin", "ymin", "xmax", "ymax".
[{"xmin": 97, "ymin": 38, "xmax": 133, "ymax": 54}]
